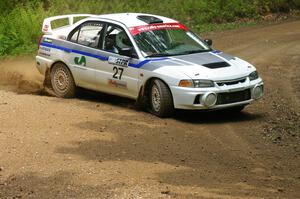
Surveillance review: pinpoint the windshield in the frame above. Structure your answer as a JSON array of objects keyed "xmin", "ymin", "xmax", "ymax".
[{"xmin": 133, "ymin": 28, "xmax": 211, "ymax": 57}]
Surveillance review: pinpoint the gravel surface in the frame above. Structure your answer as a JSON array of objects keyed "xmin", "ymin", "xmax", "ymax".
[{"xmin": 0, "ymin": 20, "xmax": 299, "ymax": 199}]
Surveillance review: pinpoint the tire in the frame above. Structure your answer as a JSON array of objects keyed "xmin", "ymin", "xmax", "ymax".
[
  {"xmin": 50, "ymin": 62, "xmax": 76, "ymax": 98},
  {"xmin": 149, "ymin": 79, "xmax": 174, "ymax": 117}
]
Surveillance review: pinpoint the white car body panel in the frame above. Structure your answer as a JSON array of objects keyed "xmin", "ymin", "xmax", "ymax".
[{"xmin": 36, "ymin": 13, "xmax": 264, "ymax": 110}]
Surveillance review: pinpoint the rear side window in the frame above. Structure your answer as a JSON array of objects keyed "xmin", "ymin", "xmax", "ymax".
[{"xmin": 69, "ymin": 22, "xmax": 104, "ymax": 48}]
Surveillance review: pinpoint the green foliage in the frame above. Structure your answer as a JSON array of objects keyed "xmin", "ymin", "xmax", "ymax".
[
  {"xmin": 0, "ymin": 0, "xmax": 299, "ymax": 57},
  {"xmin": 0, "ymin": 2, "xmax": 48, "ymax": 55}
]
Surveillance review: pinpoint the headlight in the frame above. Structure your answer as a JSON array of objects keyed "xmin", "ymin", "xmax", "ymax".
[
  {"xmin": 179, "ymin": 79, "xmax": 214, "ymax": 88},
  {"xmin": 193, "ymin": 80, "xmax": 214, "ymax": 88},
  {"xmin": 249, "ymin": 71, "xmax": 259, "ymax": 81}
]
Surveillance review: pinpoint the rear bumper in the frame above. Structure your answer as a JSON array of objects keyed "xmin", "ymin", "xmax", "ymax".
[
  {"xmin": 170, "ymin": 78, "xmax": 263, "ymax": 110},
  {"xmin": 35, "ymin": 55, "xmax": 54, "ymax": 75}
]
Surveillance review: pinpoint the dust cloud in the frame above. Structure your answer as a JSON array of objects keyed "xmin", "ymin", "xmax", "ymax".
[{"xmin": 0, "ymin": 57, "xmax": 44, "ymax": 94}]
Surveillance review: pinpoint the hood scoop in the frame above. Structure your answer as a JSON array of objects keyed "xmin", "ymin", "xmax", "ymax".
[{"xmin": 202, "ymin": 62, "xmax": 230, "ymax": 69}]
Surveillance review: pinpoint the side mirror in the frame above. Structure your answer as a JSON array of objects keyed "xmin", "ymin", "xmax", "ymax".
[
  {"xmin": 119, "ymin": 47, "xmax": 138, "ymax": 58},
  {"xmin": 119, "ymin": 47, "xmax": 132, "ymax": 57},
  {"xmin": 204, "ymin": 39, "xmax": 213, "ymax": 46}
]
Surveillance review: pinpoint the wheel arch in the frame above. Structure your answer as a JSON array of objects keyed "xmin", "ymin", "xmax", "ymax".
[
  {"xmin": 138, "ymin": 76, "xmax": 174, "ymax": 106},
  {"xmin": 45, "ymin": 60, "xmax": 77, "ymax": 86},
  {"xmin": 50, "ymin": 60, "xmax": 72, "ymax": 74}
]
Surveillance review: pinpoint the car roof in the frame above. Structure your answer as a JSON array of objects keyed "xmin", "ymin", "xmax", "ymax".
[{"xmin": 88, "ymin": 13, "xmax": 178, "ymax": 28}]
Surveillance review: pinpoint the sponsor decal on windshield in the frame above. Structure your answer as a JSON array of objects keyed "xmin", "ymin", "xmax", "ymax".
[{"xmin": 129, "ymin": 23, "xmax": 188, "ymax": 36}]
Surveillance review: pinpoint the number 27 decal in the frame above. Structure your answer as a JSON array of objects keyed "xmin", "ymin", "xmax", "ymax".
[{"xmin": 113, "ymin": 67, "xmax": 124, "ymax": 80}]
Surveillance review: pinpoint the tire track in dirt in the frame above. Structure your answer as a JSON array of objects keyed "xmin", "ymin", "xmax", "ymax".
[{"xmin": 211, "ymin": 20, "xmax": 300, "ymax": 145}]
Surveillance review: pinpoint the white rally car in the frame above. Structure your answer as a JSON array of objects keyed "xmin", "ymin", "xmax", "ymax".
[{"xmin": 36, "ymin": 13, "xmax": 263, "ymax": 117}]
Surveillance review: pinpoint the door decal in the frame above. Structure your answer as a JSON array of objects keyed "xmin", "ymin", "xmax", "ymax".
[
  {"xmin": 108, "ymin": 79, "xmax": 127, "ymax": 89},
  {"xmin": 112, "ymin": 67, "xmax": 124, "ymax": 80},
  {"xmin": 74, "ymin": 56, "xmax": 86, "ymax": 66},
  {"xmin": 108, "ymin": 56, "xmax": 128, "ymax": 67}
]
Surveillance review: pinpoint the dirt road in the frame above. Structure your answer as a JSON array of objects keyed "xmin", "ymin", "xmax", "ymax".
[{"xmin": 0, "ymin": 20, "xmax": 299, "ymax": 199}]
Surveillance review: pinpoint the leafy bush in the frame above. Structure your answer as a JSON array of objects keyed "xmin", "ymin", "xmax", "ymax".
[{"xmin": 0, "ymin": 0, "xmax": 299, "ymax": 57}]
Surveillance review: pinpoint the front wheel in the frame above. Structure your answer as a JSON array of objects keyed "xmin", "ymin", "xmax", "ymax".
[
  {"xmin": 149, "ymin": 79, "xmax": 174, "ymax": 117},
  {"xmin": 50, "ymin": 63, "xmax": 76, "ymax": 98}
]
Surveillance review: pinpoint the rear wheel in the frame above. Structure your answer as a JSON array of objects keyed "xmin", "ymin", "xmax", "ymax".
[
  {"xmin": 50, "ymin": 62, "xmax": 76, "ymax": 98},
  {"xmin": 149, "ymin": 79, "xmax": 174, "ymax": 117}
]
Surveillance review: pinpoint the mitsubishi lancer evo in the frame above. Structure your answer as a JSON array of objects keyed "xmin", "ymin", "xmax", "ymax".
[{"xmin": 36, "ymin": 13, "xmax": 264, "ymax": 117}]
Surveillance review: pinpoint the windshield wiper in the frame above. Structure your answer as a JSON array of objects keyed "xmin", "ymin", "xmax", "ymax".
[
  {"xmin": 145, "ymin": 53, "xmax": 171, "ymax": 58},
  {"xmin": 180, "ymin": 49, "xmax": 211, "ymax": 55},
  {"xmin": 145, "ymin": 49, "xmax": 211, "ymax": 58}
]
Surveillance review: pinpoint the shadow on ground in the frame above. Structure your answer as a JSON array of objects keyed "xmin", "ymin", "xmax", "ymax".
[
  {"xmin": 53, "ymin": 115, "xmax": 296, "ymax": 199},
  {"xmin": 73, "ymin": 88, "xmax": 265, "ymax": 124},
  {"xmin": 0, "ymin": 171, "xmax": 121, "ymax": 198}
]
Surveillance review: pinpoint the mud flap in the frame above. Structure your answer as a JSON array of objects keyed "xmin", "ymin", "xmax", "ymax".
[
  {"xmin": 43, "ymin": 68, "xmax": 51, "ymax": 89},
  {"xmin": 134, "ymin": 86, "xmax": 148, "ymax": 111},
  {"xmin": 42, "ymin": 68, "xmax": 56, "ymax": 96}
]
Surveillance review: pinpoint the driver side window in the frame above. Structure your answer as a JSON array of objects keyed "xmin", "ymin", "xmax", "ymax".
[{"xmin": 103, "ymin": 24, "xmax": 133, "ymax": 54}]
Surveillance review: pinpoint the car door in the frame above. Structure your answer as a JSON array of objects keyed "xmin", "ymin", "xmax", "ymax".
[
  {"xmin": 67, "ymin": 21, "xmax": 105, "ymax": 90},
  {"xmin": 94, "ymin": 23, "xmax": 140, "ymax": 99}
]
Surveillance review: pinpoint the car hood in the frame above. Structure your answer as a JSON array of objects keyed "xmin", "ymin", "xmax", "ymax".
[{"xmin": 142, "ymin": 51, "xmax": 255, "ymax": 81}]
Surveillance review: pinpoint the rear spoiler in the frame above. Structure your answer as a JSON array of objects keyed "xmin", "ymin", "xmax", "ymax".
[{"xmin": 42, "ymin": 14, "xmax": 95, "ymax": 34}]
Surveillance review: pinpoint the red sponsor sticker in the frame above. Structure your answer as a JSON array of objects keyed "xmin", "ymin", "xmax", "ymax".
[
  {"xmin": 43, "ymin": 24, "xmax": 49, "ymax": 32},
  {"xmin": 129, "ymin": 23, "xmax": 188, "ymax": 36},
  {"xmin": 108, "ymin": 79, "xmax": 127, "ymax": 89}
]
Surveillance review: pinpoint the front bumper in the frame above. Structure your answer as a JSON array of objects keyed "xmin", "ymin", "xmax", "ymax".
[{"xmin": 170, "ymin": 77, "xmax": 263, "ymax": 110}]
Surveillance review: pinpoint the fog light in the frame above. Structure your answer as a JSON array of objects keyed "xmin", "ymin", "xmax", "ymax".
[
  {"xmin": 252, "ymin": 85, "xmax": 263, "ymax": 99},
  {"xmin": 202, "ymin": 92, "xmax": 217, "ymax": 107}
]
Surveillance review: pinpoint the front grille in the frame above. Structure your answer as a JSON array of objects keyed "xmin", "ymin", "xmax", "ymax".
[
  {"xmin": 216, "ymin": 77, "xmax": 246, "ymax": 86},
  {"xmin": 216, "ymin": 89, "xmax": 251, "ymax": 105}
]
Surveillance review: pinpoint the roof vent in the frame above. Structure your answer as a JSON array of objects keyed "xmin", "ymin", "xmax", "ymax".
[{"xmin": 137, "ymin": 15, "xmax": 163, "ymax": 24}]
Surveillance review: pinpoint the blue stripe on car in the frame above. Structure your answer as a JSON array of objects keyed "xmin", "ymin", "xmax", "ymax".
[
  {"xmin": 40, "ymin": 42, "xmax": 169, "ymax": 68},
  {"xmin": 128, "ymin": 58, "xmax": 169, "ymax": 68},
  {"xmin": 212, "ymin": 50, "xmax": 222, "ymax": 54},
  {"xmin": 41, "ymin": 42, "xmax": 108, "ymax": 61}
]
